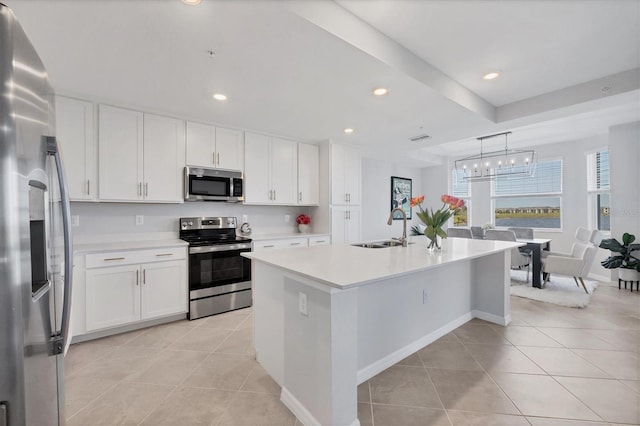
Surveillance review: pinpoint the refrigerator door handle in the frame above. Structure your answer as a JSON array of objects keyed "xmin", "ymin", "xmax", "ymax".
[{"xmin": 46, "ymin": 137, "xmax": 73, "ymax": 356}]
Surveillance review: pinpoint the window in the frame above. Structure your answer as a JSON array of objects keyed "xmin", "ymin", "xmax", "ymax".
[
  {"xmin": 492, "ymin": 159, "xmax": 563, "ymax": 229},
  {"xmin": 451, "ymin": 169, "xmax": 470, "ymax": 226},
  {"xmin": 587, "ymin": 149, "xmax": 610, "ymax": 231}
]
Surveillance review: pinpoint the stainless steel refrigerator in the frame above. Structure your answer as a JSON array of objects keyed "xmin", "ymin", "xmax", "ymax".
[{"xmin": 1, "ymin": 4, "xmax": 73, "ymax": 425}]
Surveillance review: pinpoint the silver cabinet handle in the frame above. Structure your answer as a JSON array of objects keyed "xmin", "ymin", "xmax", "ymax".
[
  {"xmin": 155, "ymin": 253, "xmax": 173, "ymax": 257},
  {"xmin": 315, "ymin": 240, "xmax": 326, "ymax": 243},
  {"xmin": 213, "ymin": 152, "xmax": 216, "ymax": 166},
  {"xmin": 263, "ymin": 244, "xmax": 275, "ymax": 248},
  {"xmin": 144, "ymin": 183, "xmax": 148, "ymax": 197},
  {"xmin": 290, "ymin": 242, "xmax": 301, "ymax": 246},
  {"xmin": 136, "ymin": 269, "xmax": 139, "ymax": 286},
  {"xmin": 138, "ymin": 182, "xmax": 142, "ymax": 196},
  {"xmin": 104, "ymin": 257, "xmax": 125, "ymax": 261},
  {"xmin": 299, "ymin": 192, "xmax": 302, "ymax": 202},
  {"xmin": 143, "ymin": 269, "xmax": 146, "ymax": 284},
  {"xmin": 216, "ymin": 152, "xmax": 220, "ymax": 166},
  {"xmin": 273, "ymin": 190, "xmax": 276, "ymax": 200},
  {"xmin": 347, "ymin": 193, "xmax": 351, "ymax": 203},
  {"xmin": 87, "ymin": 179, "xmax": 90, "ymax": 195},
  {"xmin": 345, "ymin": 193, "xmax": 348, "ymax": 202}
]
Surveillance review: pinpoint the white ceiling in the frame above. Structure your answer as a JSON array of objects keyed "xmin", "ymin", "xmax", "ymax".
[{"xmin": 7, "ymin": 0, "xmax": 640, "ymax": 167}]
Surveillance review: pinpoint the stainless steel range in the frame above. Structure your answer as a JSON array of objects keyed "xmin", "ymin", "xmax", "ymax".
[{"xmin": 179, "ymin": 217, "xmax": 252, "ymax": 320}]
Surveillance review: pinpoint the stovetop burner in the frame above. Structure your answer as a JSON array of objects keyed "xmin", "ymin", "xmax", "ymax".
[{"xmin": 179, "ymin": 216, "xmax": 252, "ymax": 247}]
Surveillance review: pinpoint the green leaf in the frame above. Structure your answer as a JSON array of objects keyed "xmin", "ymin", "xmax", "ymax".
[
  {"xmin": 623, "ymin": 233, "xmax": 636, "ymax": 246},
  {"xmin": 601, "ymin": 256, "xmax": 625, "ymax": 269},
  {"xmin": 436, "ymin": 227, "xmax": 447, "ymax": 238},
  {"xmin": 599, "ymin": 238, "xmax": 626, "ymax": 253}
]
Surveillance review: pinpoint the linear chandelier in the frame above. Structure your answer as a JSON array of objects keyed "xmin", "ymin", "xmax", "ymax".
[{"xmin": 454, "ymin": 131, "xmax": 536, "ymax": 182}]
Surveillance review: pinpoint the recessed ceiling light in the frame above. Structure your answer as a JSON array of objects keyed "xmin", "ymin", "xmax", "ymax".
[
  {"xmin": 181, "ymin": 0, "xmax": 202, "ymax": 5},
  {"xmin": 483, "ymin": 71, "xmax": 500, "ymax": 80},
  {"xmin": 344, "ymin": 128, "xmax": 354, "ymax": 134},
  {"xmin": 372, "ymin": 87, "xmax": 389, "ymax": 96},
  {"xmin": 213, "ymin": 93, "xmax": 227, "ymax": 101}
]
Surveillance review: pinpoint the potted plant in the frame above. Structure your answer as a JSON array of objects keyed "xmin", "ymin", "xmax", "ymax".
[
  {"xmin": 599, "ymin": 232, "xmax": 640, "ymax": 281},
  {"xmin": 296, "ymin": 214, "xmax": 311, "ymax": 233}
]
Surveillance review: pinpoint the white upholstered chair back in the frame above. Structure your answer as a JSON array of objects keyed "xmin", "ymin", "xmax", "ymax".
[{"xmin": 447, "ymin": 227, "xmax": 473, "ymax": 239}]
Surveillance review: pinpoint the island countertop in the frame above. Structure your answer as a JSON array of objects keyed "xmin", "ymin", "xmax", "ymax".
[{"xmin": 243, "ymin": 236, "xmax": 522, "ymax": 289}]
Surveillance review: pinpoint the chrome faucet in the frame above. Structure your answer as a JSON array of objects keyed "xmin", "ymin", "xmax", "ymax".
[{"xmin": 387, "ymin": 208, "xmax": 408, "ymax": 247}]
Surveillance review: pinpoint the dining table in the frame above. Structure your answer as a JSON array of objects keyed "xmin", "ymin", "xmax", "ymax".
[{"xmin": 517, "ymin": 238, "xmax": 552, "ymax": 288}]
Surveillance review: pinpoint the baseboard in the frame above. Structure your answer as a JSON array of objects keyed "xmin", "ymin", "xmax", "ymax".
[
  {"xmin": 472, "ymin": 310, "xmax": 511, "ymax": 326},
  {"xmin": 588, "ymin": 273, "xmax": 611, "ymax": 283},
  {"xmin": 70, "ymin": 313, "xmax": 187, "ymax": 344},
  {"xmin": 280, "ymin": 387, "xmax": 360, "ymax": 426},
  {"xmin": 356, "ymin": 312, "xmax": 472, "ymax": 384}
]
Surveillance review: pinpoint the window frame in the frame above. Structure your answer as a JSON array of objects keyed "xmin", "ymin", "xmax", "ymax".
[
  {"xmin": 451, "ymin": 168, "xmax": 471, "ymax": 226},
  {"xmin": 586, "ymin": 148, "xmax": 610, "ymax": 234},
  {"xmin": 490, "ymin": 157, "xmax": 564, "ymax": 232}
]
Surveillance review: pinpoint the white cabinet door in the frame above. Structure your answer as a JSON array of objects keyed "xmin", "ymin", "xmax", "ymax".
[
  {"xmin": 215, "ymin": 127, "xmax": 243, "ymax": 171},
  {"xmin": 270, "ymin": 137, "xmax": 297, "ymax": 205},
  {"xmin": 186, "ymin": 121, "xmax": 214, "ymax": 168},
  {"xmin": 56, "ymin": 96, "xmax": 96, "ymax": 200},
  {"xmin": 297, "ymin": 143, "xmax": 319, "ymax": 205},
  {"xmin": 331, "ymin": 207, "xmax": 361, "ymax": 244},
  {"xmin": 344, "ymin": 146, "xmax": 361, "ymax": 205},
  {"xmin": 331, "ymin": 144, "xmax": 361, "ymax": 205},
  {"xmin": 85, "ymin": 264, "xmax": 141, "ymax": 331},
  {"xmin": 143, "ymin": 114, "xmax": 185, "ymax": 202},
  {"xmin": 98, "ymin": 105, "xmax": 143, "ymax": 201},
  {"xmin": 141, "ymin": 260, "xmax": 187, "ymax": 320},
  {"xmin": 244, "ymin": 132, "xmax": 271, "ymax": 204}
]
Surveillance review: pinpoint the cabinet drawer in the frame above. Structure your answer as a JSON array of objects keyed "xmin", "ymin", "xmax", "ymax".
[
  {"xmin": 308, "ymin": 235, "xmax": 331, "ymax": 246},
  {"xmin": 253, "ymin": 238, "xmax": 308, "ymax": 251},
  {"xmin": 85, "ymin": 247, "xmax": 186, "ymax": 268}
]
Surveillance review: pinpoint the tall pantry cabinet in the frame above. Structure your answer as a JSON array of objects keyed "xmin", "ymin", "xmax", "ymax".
[{"xmin": 330, "ymin": 144, "xmax": 362, "ymax": 244}]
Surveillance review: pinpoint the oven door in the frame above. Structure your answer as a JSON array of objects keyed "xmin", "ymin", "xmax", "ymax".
[{"xmin": 188, "ymin": 246, "xmax": 251, "ymax": 299}]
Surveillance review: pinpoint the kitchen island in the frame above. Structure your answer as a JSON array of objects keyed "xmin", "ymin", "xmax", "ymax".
[{"xmin": 243, "ymin": 236, "xmax": 521, "ymax": 426}]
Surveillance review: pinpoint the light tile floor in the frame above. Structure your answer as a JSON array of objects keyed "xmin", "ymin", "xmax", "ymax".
[{"xmin": 65, "ymin": 281, "xmax": 640, "ymax": 425}]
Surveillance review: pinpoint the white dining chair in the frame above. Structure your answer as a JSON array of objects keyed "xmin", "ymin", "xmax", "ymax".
[
  {"xmin": 485, "ymin": 229, "xmax": 531, "ymax": 282},
  {"xmin": 541, "ymin": 242, "xmax": 594, "ymax": 294},
  {"xmin": 470, "ymin": 226, "xmax": 484, "ymax": 239},
  {"xmin": 508, "ymin": 227, "xmax": 534, "ymax": 239},
  {"xmin": 447, "ymin": 227, "xmax": 473, "ymax": 239}
]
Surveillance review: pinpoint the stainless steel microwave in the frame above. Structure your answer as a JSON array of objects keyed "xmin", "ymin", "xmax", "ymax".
[{"xmin": 184, "ymin": 167, "xmax": 244, "ymax": 202}]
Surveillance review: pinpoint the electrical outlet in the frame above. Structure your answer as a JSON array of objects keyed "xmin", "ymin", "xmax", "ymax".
[
  {"xmin": 242, "ymin": 214, "xmax": 248, "ymax": 223},
  {"xmin": 284, "ymin": 214, "xmax": 290, "ymax": 223},
  {"xmin": 422, "ymin": 289, "xmax": 429, "ymax": 304},
  {"xmin": 135, "ymin": 215, "xmax": 144, "ymax": 225},
  {"xmin": 298, "ymin": 291, "xmax": 308, "ymax": 316},
  {"xmin": 71, "ymin": 215, "xmax": 79, "ymax": 227}
]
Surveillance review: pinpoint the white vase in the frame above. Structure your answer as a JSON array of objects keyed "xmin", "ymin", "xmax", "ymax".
[
  {"xmin": 618, "ymin": 268, "xmax": 639, "ymax": 281},
  {"xmin": 298, "ymin": 224, "xmax": 310, "ymax": 234}
]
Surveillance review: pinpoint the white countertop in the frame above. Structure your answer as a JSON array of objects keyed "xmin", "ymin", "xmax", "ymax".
[
  {"xmin": 243, "ymin": 236, "xmax": 523, "ymax": 289},
  {"xmin": 74, "ymin": 239, "xmax": 188, "ymax": 254},
  {"xmin": 249, "ymin": 232, "xmax": 330, "ymax": 241}
]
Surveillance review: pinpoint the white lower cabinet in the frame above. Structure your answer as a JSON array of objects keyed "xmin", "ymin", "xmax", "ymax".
[
  {"xmin": 252, "ymin": 234, "xmax": 331, "ymax": 251},
  {"xmin": 83, "ymin": 247, "xmax": 187, "ymax": 333},
  {"xmin": 331, "ymin": 207, "xmax": 361, "ymax": 244}
]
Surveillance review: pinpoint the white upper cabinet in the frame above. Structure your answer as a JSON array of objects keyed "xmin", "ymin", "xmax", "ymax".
[
  {"xmin": 331, "ymin": 144, "xmax": 361, "ymax": 205},
  {"xmin": 55, "ymin": 96, "xmax": 96, "ymax": 201},
  {"xmin": 98, "ymin": 105, "xmax": 185, "ymax": 203},
  {"xmin": 143, "ymin": 114, "xmax": 185, "ymax": 202},
  {"xmin": 215, "ymin": 127, "xmax": 244, "ymax": 171},
  {"xmin": 98, "ymin": 105, "xmax": 143, "ymax": 201},
  {"xmin": 297, "ymin": 143, "xmax": 319, "ymax": 205},
  {"xmin": 244, "ymin": 132, "xmax": 297, "ymax": 205},
  {"xmin": 186, "ymin": 121, "xmax": 243, "ymax": 171}
]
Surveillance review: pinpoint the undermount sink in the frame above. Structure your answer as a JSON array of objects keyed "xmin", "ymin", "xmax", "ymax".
[{"xmin": 351, "ymin": 240, "xmax": 415, "ymax": 248}]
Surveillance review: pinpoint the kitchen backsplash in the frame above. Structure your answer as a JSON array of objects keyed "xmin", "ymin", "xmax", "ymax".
[{"xmin": 70, "ymin": 202, "xmax": 316, "ymax": 237}]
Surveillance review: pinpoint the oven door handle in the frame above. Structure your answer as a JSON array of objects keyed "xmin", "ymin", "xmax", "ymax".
[{"xmin": 188, "ymin": 244, "xmax": 252, "ymax": 255}]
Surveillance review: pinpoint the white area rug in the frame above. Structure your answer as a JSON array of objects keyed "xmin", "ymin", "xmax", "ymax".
[{"xmin": 510, "ymin": 270, "xmax": 599, "ymax": 308}]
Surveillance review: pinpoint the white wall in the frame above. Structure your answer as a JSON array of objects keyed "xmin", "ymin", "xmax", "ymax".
[
  {"xmin": 360, "ymin": 159, "xmax": 423, "ymax": 241},
  {"xmin": 609, "ymin": 121, "xmax": 640, "ymax": 239}
]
